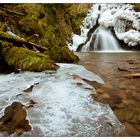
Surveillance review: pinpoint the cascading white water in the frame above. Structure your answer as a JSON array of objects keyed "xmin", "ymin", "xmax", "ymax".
[
  {"xmin": 81, "ymin": 26, "xmax": 121, "ymax": 52},
  {"xmin": 68, "ymin": 4, "xmax": 140, "ymax": 52}
]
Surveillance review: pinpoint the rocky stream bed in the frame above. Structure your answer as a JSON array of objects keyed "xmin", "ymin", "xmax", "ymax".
[{"xmin": 77, "ymin": 51, "xmax": 140, "ymax": 136}]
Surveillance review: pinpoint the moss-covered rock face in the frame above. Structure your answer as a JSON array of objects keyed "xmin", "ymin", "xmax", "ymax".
[
  {"xmin": 0, "ymin": 41, "xmax": 58, "ymax": 71},
  {"xmin": 47, "ymin": 46, "xmax": 79, "ymax": 63},
  {"xmin": 0, "ymin": 4, "xmax": 90, "ymax": 64}
]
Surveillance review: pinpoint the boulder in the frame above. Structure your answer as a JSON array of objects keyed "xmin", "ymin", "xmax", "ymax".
[{"xmin": 0, "ymin": 41, "xmax": 58, "ymax": 72}]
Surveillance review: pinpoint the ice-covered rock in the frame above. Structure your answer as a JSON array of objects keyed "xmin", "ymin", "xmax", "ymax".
[{"xmin": 0, "ymin": 64, "xmax": 124, "ymax": 136}]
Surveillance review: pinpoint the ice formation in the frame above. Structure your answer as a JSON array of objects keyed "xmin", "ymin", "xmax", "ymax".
[
  {"xmin": 0, "ymin": 64, "xmax": 124, "ymax": 136},
  {"xmin": 68, "ymin": 4, "xmax": 140, "ymax": 51}
]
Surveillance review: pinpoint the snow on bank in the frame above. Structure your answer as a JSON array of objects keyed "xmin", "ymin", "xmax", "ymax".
[
  {"xmin": 0, "ymin": 64, "xmax": 123, "ymax": 136},
  {"xmin": 68, "ymin": 4, "xmax": 140, "ymax": 51}
]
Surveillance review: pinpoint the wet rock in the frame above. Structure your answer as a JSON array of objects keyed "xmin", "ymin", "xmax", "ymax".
[
  {"xmin": 134, "ymin": 124, "xmax": 140, "ymax": 133},
  {"xmin": 123, "ymin": 73, "xmax": 140, "ymax": 78},
  {"xmin": 74, "ymin": 82, "xmax": 93, "ymax": 90},
  {"xmin": 91, "ymin": 92, "xmax": 110, "ymax": 104},
  {"xmin": 82, "ymin": 80, "xmax": 103, "ymax": 89},
  {"xmin": 67, "ymin": 73, "xmax": 82, "ymax": 80},
  {"xmin": 126, "ymin": 59, "xmax": 135, "ymax": 64},
  {"xmin": 75, "ymin": 82, "xmax": 83, "ymax": 86},
  {"xmin": 17, "ymin": 84, "xmax": 38, "ymax": 96},
  {"xmin": 118, "ymin": 66, "xmax": 130, "ymax": 71},
  {"xmin": 118, "ymin": 65, "xmax": 140, "ymax": 73},
  {"xmin": 23, "ymin": 85, "xmax": 34, "ymax": 93},
  {"xmin": 114, "ymin": 109, "xmax": 125, "ymax": 122},
  {"xmin": 124, "ymin": 111, "xmax": 134, "ymax": 121},
  {"xmin": 26, "ymin": 99, "xmax": 37, "ymax": 108},
  {"xmin": 121, "ymin": 122, "xmax": 140, "ymax": 136},
  {"xmin": 0, "ymin": 102, "xmax": 31, "ymax": 136}
]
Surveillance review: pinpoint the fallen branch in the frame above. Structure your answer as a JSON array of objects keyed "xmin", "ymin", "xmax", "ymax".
[
  {"xmin": 0, "ymin": 31, "xmax": 48, "ymax": 52},
  {"xmin": 0, "ymin": 7, "xmax": 25, "ymax": 16}
]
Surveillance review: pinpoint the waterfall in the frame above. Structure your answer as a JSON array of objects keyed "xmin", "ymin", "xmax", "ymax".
[
  {"xmin": 81, "ymin": 26, "xmax": 121, "ymax": 52},
  {"xmin": 68, "ymin": 4, "xmax": 140, "ymax": 52}
]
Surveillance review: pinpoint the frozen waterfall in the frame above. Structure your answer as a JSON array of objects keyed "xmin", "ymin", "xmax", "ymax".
[{"xmin": 68, "ymin": 4, "xmax": 140, "ymax": 52}]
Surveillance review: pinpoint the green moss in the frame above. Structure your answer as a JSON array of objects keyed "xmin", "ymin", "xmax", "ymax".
[
  {"xmin": 15, "ymin": 4, "xmax": 45, "ymax": 36},
  {"xmin": 0, "ymin": 4, "xmax": 91, "ymax": 64},
  {"xmin": 0, "ymin": 41, "xmax": 58, "ymax": 71},
  {"xmin": 133, "ymin": 4, "xmax": 140, "ymax": 12},
  {"xmin": 0, "ymin": 31, "xmax": 26, "ymax": 43},
  {"xmin": 48, "ymin": 46, "xmax": 79, "ymax": 63}
]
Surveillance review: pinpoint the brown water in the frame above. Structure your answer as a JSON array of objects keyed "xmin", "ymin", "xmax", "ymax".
[{"xmin": 76, "ymin": 51, "xmax": 140, "ymax": 136}]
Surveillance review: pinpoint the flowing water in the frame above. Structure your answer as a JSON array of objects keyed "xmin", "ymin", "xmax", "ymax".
[
  {"xmin": 81, "ymin": 26, "xmax": 121, "ymax": 52},
  {"xmin": 77, "ymin": 51, "xmax": 140, "ymax": 136}
]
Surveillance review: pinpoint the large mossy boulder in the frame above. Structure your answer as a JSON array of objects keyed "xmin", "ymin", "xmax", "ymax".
[
  {"xmin": 47, "ymin": 46, "xmax": 79, "ymax": 63},
  {"xmin": 0, "ymin": 41, "xmax": 58, "ymax": 72}
]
